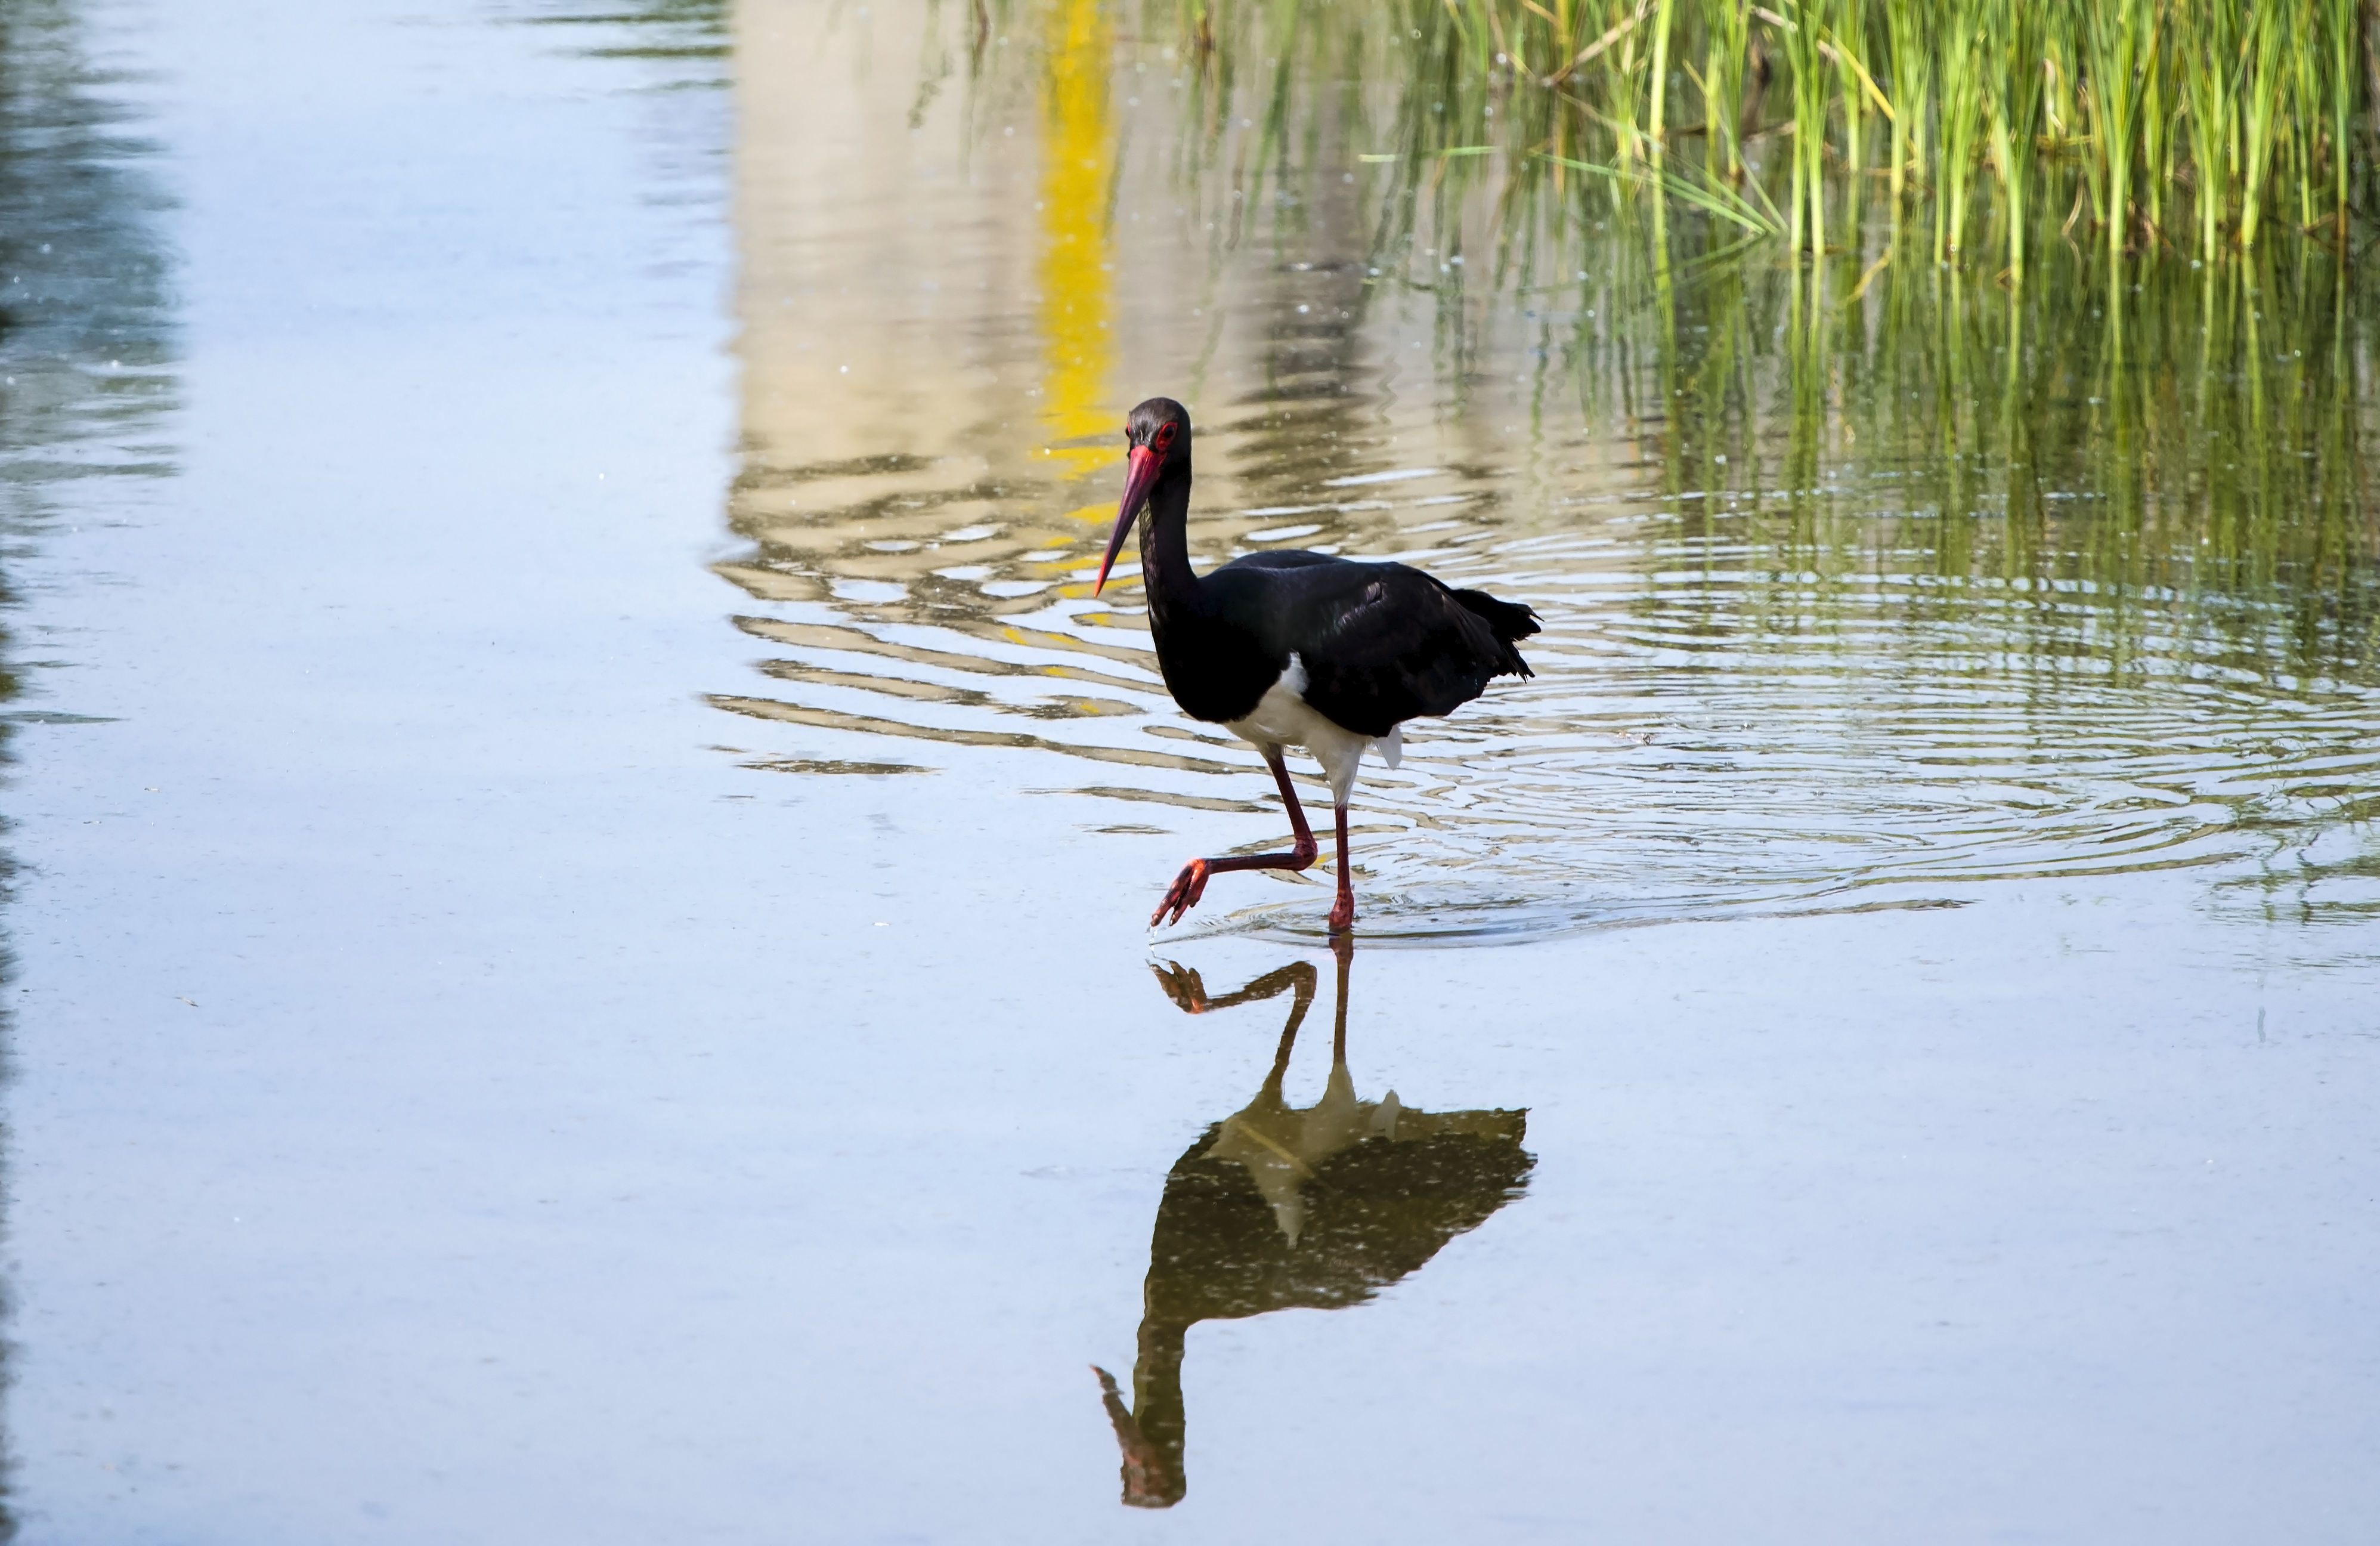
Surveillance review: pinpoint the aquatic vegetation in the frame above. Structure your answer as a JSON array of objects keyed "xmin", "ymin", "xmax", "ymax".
[
  {"xmin": 722, "ymin": 0, "xmax": 2378, "ymax": 934},
  {"xmin": 1092, "ymin": 0, "xmax": 2375, "ymax": 281},
  {"xmin": 942, "ymin": 0, "xmax": 2380, "ymax": 660}
]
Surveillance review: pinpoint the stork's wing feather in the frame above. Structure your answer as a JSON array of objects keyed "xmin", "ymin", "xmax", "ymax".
[{"xmin": 1205, "ymin": 554, "xmax": 1539, "ymax": 737}]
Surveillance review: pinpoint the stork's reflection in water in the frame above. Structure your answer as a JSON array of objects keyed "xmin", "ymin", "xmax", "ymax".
[{"xmin": 1093, "ymin": 938, "xmax": 1534, "ymax": 1508}]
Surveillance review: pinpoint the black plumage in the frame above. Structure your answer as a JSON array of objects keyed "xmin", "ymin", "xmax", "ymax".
[
  {"xmin": 1095, "ymin": 396, "xmax": 1540, "ymax": 932},
  {"xmin": 1201, "ymin": 555, "xmax": 1536, "ymax": 735}
]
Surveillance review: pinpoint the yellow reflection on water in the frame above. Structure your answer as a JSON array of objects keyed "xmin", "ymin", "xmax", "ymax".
[{"xmin": 1036, "ymin": 0, "xmax": 1115, "ymax": 490}]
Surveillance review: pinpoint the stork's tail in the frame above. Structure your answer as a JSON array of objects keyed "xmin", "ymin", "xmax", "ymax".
[{"xmin": 1449, "ymin": 588, "xmax": 1541, "ymax": 679}]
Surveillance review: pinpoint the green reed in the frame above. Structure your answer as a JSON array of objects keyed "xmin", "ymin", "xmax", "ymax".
[
  {"xmin": 1134, "ymin": 0, "xmax": 2376, "ymax": 281},
  {"xmin": 1879, "ymin": 0, "xmax": 1929, "ymax": 217},
  {"xmin": 2078, "ymin": 0, "xmax": 2147, "ymax": 280},
  {"xmin": 931, "ymin": 0, "xmax": 2380, "ymax": 907},
  {"xmin": 963, "ymin": 0, "xmax": 2380, "ymax": 712}
]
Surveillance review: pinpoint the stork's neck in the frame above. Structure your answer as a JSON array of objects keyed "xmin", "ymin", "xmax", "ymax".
[{"xmin": 1135, "ymin": 461, "xmax": 1203, "ymax": 619}]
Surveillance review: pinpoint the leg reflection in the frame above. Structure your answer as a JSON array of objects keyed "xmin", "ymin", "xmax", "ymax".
[{"xmin": 1092, "ymin": 936, "xmax": 1534, "ymax": 1508}]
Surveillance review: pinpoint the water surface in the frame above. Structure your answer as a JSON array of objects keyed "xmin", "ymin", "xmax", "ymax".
[
  {"xmin": 1, "ymin": 0, "xmax": 2375, "ymax": 1541},
  {"xmin": 725, "ymin": 0, "xmax": 2378, "ymax": 947}
]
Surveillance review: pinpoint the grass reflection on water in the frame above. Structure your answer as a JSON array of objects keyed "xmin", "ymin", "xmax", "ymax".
[{"xmin": 719, "ymin": 0, "xmax": 2379, "ymax": 943}]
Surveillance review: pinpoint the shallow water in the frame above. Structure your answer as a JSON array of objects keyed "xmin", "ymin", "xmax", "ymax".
[
  {"xmin": 727, "ymin": 0, "xmax": 2378, "ymax": 948},
  {"xmin": 4, "ymin": 0, "xmax": 2377, "ymax": 1540}
]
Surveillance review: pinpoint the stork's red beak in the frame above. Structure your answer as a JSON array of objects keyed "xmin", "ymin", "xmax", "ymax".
[{"xmin": 1095, "ymin": 444, "xmax": 1162, "ymax": 597}]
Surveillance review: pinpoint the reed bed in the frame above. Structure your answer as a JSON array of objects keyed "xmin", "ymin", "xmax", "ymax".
[{"xmin": 1138, "ymin": 0, "xmax": 2375, "ymax": 280}]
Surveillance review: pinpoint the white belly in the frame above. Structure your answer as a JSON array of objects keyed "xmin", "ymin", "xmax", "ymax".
[{"xmin": 1223, "ymin": 653, "xmax": 1401, "ymax": 808}]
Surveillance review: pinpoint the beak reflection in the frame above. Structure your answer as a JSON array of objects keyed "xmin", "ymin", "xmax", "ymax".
[{"xmin": 1093, "ymin": 938, "xmax": 1535, "ymax": 1508}]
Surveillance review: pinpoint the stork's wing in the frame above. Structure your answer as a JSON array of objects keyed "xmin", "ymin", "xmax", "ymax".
[{"xmin": 1205, "ymin": 554, "xmax": 1538, "ymax": 737}]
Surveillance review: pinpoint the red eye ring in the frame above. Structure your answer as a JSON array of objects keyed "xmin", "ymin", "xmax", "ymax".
[{"xmin": 1151, "ymin": 422, "xmax": 1177, "ymax": 453}]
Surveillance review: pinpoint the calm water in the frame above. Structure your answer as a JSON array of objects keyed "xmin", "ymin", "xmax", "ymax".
[{"xmin": 3, "ymin": 0, "xmax": 2376, "ymax": 1540}]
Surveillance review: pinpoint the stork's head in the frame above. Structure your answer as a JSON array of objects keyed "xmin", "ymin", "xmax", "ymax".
[{"xmin": 1095, "ymin": 397, "xmax": 1191, "ymax": 596}]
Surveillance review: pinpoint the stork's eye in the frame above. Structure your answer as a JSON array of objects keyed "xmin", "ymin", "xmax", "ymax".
[{"xmin": 1151, "ymin": 422, "xmax": 1177, "ymax": 454}]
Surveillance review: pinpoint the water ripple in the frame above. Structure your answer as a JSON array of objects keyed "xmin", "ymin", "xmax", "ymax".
[{"xmin": 713, "ymin": 452, "xmax": 2380, "ymax": 945}]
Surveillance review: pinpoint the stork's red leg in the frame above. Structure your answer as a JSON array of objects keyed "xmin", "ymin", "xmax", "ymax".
[
  {"xmin": 1151, "ymin": 751, "xmax": 1318, "ymax": 927},
  {"xmin": 1326, "ymin": 803, "xmax": 1356, "ymax": 932}
]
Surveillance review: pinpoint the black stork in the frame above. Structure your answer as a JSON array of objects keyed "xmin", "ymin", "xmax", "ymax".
[{"xmin": 1094, "ymin": 397, "xmax": 1541, "ymax": 932}]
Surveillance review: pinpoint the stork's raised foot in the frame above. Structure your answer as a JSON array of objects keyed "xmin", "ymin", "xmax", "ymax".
[
  {"xmin": 1152, "ymin": 858, "xmax": 1212, "ymax": 928},
  {"xmin": 1149, "ymin": 836, "xmax": 1319, "ymax": 930},
  {"xmin": 1148, "ymin": 750, "xmax": 1324, "ymax": 931}
]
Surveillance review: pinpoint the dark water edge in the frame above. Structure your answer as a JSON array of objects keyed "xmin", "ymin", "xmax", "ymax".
[
  {"xmin": 0, "ymin": 0, "xmax": 177, "ymax": 494},
  {"xmin": 0, "ymin": 2, "xmax": 179, "ymax": 1532}
]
